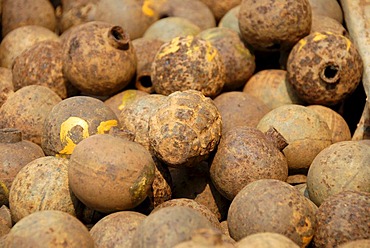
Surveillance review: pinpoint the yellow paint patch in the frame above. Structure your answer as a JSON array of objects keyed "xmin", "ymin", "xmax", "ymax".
[
  {"xmin": 142, "ymin": 0, "xmax": 155, "ymax": 17},
  {"xmin": 0, "ymin": 181, "xmax": 9, "ymax": 198},
  {"xmin": 59, "ymin": 117, "xmax": 89, "ymax": 155},
  {"xmin": 344, "ymin": 36, "xmax": 352, "ymax": 52},
  {"xmin": 130, "ymin": 176, "xmax": 148, "ymax": 200},
  {"xmin": 312, "ymin": 33, "xmax": 328, "ymax": 42},
  {"xmin": 97, "ymin": 120, "xmax": 118, "ymax": 134},
  {"xmin": 156, "ymin": 36, "xmax": 182, "ymax": 59},
  {"xmin": 302, "ymin": 235, "xmax": 314, "ymax": 247},
  {"xmin": 205, "ymin": 42, "xmax": 218, "ymax": 62},
  {"xmin": 297, "ymin": 39, "xmax": 307, "ymax": 52},
  {"xmin": 118, "ymin": 90, "xmax": 138, "ymax": 110}
]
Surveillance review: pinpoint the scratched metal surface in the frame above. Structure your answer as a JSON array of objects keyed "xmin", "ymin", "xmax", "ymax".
[{"xmin": 340, "ymin": 0, "xmax": 370, "ymax": 139}]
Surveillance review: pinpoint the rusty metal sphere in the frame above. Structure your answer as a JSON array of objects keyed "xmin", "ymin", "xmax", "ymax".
[
  {"xmin": 62, "ymin": 21, "xmax": 137, "ymax": 96},
  {"xmin": 151, "ymin": 36, "xmax": 226, "ymax": 98},
  {"xmin": 313, "ymin": 191, "xmax": 370, "ymax": 247},
  {"xmin": 149, "ymin": 90, "xmax": 222, "ymax": 167},
  {"xmin": 69, "ymin": 134, "xmax": 156, "ymax": 212},
  {"xmin": 287, "ymin": 32, "xmax": 363, "ymax": 106},
  {"xmin": 228, "ymin": 179, "xmax": 317, "ymax": 247},
  {"xmin": 238, "ymin": 0, "xmax": 312, "ymax": 51},
  {"xmin": 41, "ymin": 96, "xmax": 119, "ymax": 158}
]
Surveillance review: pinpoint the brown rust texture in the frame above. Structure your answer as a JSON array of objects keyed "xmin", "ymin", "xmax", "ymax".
[
  {"xmin": 9, "ymin": 156, "xmax": 75, "ymax": 223},
  {"xmin": 210, "ymin": 126, "xmax": 288, "ymax": 200},
  {"xmin": 59, "ymin": 1, "xmax": 97, "ymax": 34},
  {"xmin": 131, "ymin": 206, "xmax": 214, "ymax": 248},
  {"xmin": 148, "ymin": 90, "xmax": 222, "ymax": 167},
  {"xmin": 313, "ymin": 191, "xmax": 370, "ymax": 248},
  {"xmin": 1, "ymin": 0, "xmax": 56, "ymax": 37},
  {"xmin": 89, "ymin": 211, "xmax": 146, "ymax": 248},
  {"xmin": 227, "ymin": 179, "xmax": 317, "ymax": 247},
  {"xmin": 238, "ymin": 0, "xmax": 312, "ymax": 51},
  {"xmin": 153, "ymin": 198, "xmax": 221, "ymax": 231},
  {"xmin": 41, "ymin": 96, "xmax": 119, "ymax": 158},
  {"xmin": 287, "ymin": 32, "xmax": 363, "ymax": 106},
  {"xmin": 62, "ymin": 21, "xmax": 137, "ymax": 96},
  {"xmin": 120, "ymin": 94, "xmax": 166, "ymax": 153},
  {"xmin": 0, "ymin": 25, "xmax": 59, "ymax": 69},
  {"xmin": 148, "ymin": 159, "xmax": 172, "ymax": 209},
  {"xmin": 0, "ymin": 85, "xmax": 62, "ymax": 145},
  {"xmin": 0, "ymin": 67, "xmax": 14, "ymax": 108},
  {"xmin": 5, "ymin": 210, "xmax": 94, "ymax": 247},
  {"xmin": 169, "ymin": 162, "xmax": 231, "ymax": 221},
  {"xmin": 197, "ymin": 27, "xmax": 255, "ymax": 91},
  {"xmin": 151, "ymin": 36, "xmax": 226, "ymax": 98},
  {"xmin": 13, "ymin": 40, "xmax": 68, "ymax": 99}
]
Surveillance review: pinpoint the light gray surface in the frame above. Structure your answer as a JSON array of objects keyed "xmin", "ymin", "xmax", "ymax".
[{"xmin": 340, "ymin": 0, "xmax": 370, "ymax": 139}]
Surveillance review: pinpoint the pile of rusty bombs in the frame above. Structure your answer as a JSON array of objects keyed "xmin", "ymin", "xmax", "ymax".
[{"xmin": 0, "ymin": 0, "xmax": 369, "ymax": 247}]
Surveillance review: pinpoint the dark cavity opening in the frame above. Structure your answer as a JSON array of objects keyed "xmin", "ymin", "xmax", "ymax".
[
  {"xmin": 139, "ymin": 75, "xmax": 152, "ymax": 88},
  {"xmin": 159, "ymin": 14, "xmax": 169, "ymax": 19},
  {"xmin": 109, "ymin": 26, "xmax": 130, "ymax": 50},
  {"xmin": 324, "ymin": 65, "xmax": 339, "ymax": 79},
  {"xmin": 111, "ymin": 27, "xmax": 124, "ymax": 41}
]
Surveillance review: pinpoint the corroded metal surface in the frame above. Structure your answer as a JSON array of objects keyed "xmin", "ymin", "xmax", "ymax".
[{"xmin": 340, "ymin": 0, "xmax": 370, "ymax": 139}]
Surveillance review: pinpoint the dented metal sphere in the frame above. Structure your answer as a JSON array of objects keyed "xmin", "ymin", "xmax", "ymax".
[{"xmin": 287, "ymin": 32, "xmax": 363, "ymax": 106}]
